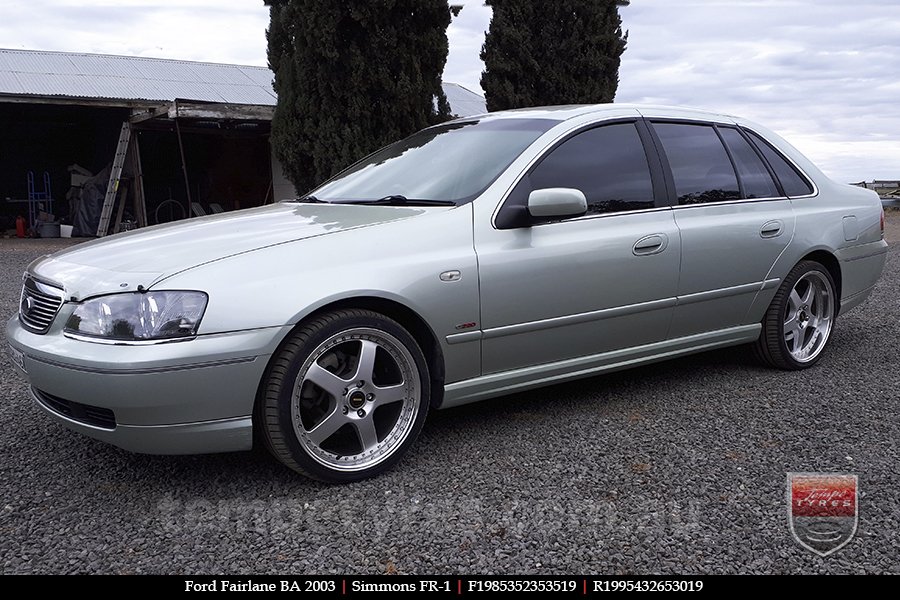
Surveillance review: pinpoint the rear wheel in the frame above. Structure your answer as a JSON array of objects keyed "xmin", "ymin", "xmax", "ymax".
[
  {"xmin": 755, "ymin": 260, "xmax": 836, "ymax": 370},
  {"xmin": 258, "ymin": 309, "xmax": 430, "ymax": 482}
]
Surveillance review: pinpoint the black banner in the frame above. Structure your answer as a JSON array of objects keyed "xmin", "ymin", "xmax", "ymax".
[{"xmin": 1, "ymin": 575, "xmax": 874, "ymax": 592}]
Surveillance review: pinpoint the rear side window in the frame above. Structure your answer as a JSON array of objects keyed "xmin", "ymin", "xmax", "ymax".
[
  {"xmin": 718, "ymin": 127, "xmax": 780, "ymax": 199},
  {"xmin": 528, "ymin": 123, "xmax": 655, "ymax": 215},
  {"xmin": 653, "ymin": 123, "xmax": 740, "ymax": 204},
  {"xmin": 744, "ymin": 130, "xmax": 814, "ymax": 197}
]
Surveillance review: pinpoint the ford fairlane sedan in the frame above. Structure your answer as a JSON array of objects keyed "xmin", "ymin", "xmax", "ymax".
[{"xmin": 7, "ymin": 105, "xmax": 887, "ymax": 482}]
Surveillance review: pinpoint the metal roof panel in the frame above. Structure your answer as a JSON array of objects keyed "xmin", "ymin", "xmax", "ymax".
[{"xmin": 0, "ymin": 48, "xmax": 484, "ymax": 116}]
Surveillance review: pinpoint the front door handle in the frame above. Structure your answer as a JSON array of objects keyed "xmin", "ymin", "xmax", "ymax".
[
  {"xmin": 633, "ymin": 233, "xmax": 669, "ymax": 256},
  {"xmin": 760, "ymin": 219, "xmax": 784, "ymax": 238}
]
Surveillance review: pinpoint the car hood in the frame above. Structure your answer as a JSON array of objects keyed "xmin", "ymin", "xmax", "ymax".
[{"xmin": 28, "ymin": 202, "xmax": 436, "ymax": 300}]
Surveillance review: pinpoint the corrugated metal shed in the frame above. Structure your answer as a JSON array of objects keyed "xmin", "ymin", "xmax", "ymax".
[
  {"xmin": 0, "ymin": 48, "xmax": 277, "ymax": 105},
  {"xmin": 442, "ymin": 82, "xmax": 487, "ymax": 118},
  {"xmin": 0, "ymin": 48, "xmax": 486, "ymax": 116}
]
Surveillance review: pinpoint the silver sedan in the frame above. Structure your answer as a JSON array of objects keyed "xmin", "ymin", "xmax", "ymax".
[{"xmin": 7, "ymin": 105, "xmax": 887, "ymax": 482}]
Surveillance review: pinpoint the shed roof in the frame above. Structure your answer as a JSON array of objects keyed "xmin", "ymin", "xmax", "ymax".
[{"xmin": 0, "ymin": 48, "xmax": 486, "ymax": 116}]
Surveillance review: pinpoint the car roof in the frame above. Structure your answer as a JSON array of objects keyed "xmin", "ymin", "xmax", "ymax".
[{"xmin": 458, "ymin": 103, "xmax": 735, "ymax": 124}]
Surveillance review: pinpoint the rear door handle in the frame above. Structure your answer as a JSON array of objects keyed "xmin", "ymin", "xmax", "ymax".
[
  {"xmin": 760, "ymin": 220, "xmax": 784, "ymax": 238},
  {"xmin": 632, "ymin": 233, "xmax": 669, "ymax": 256}
]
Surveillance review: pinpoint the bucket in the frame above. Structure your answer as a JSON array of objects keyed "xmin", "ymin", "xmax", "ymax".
[
  {"xmin": 37, "ymin": 222, "xmax": 61, "ymax": 238},
  {"xmin": 59, "ymin": 224, "xmax": 73, "ymax": 238}
]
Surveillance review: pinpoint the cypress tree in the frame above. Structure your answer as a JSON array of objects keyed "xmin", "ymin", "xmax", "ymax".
[
  {"xmin": 480, "ymin": 1, "xmax": 628, "ymax": 111},
  {"xmin": 267, "ymin": 1, "xmax": 452, "ymax": 193}
]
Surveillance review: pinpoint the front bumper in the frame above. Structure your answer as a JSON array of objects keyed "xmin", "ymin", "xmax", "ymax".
[{"xmin": 7, "ymin": 314, "xmax": 291, "ymax": 454}]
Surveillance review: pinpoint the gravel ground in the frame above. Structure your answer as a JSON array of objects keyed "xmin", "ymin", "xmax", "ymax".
[{"xmin": 1, "ymin": 217, "xmax": 898, "ymax": 575}]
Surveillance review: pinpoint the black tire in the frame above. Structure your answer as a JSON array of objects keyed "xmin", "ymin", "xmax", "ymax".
[
  {"xmin": 257, "ymin": 309, "xmax": 430, "ymax": 482},
  {"xmin": 754, "ymin": 260, "xmax": 837, "ymax": 370}
]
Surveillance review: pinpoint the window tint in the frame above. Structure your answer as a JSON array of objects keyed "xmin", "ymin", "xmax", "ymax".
[
  {"xmin": 718, "ymin": 127, "xmax": 780, "ymax": 199},
  {"xmin": 529, "ymin": 123, "xmax": 654, "ymax": 215},
  {"xmin": 653, "ymin": 123, "xmax": 740, "ymax": 204},
  {"xmin": 744, "ymin": 130, "xmax": 814, "ymax": 197}
]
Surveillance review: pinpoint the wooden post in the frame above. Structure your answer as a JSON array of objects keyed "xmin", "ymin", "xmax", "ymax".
[
  {"xmin": 175, "ymin": 114, "xmax": 192, "ymax": 218},
  {"xmin": 130, "ymin": 131, "xmax": 148, "ymax": 228},
  {"xmin": 112, "ymin": 185, "xmax": 129, "ymax": 234}
]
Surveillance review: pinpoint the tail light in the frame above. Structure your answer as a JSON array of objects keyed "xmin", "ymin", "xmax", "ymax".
[{"xmin": 881, "ymin": 207, "xmax": 885, "ymax": 239}]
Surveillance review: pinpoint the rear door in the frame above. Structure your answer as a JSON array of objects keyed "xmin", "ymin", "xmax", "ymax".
[{"xmin": 647, "ymin": 120, "xmax": 796, "ymax": 338}]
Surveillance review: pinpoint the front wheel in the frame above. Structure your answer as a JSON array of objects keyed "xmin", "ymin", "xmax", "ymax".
[
  {"xmin": 754, "ymin": 260, "xmax": 837, "ymax": 370},
  {"xmin": 258, "ymin": 309, "xmax": 430, "ymax": 482}
]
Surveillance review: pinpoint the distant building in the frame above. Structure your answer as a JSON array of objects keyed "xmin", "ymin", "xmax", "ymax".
[
  {"xmin": 0, "ymin": 48, "xmax": 486, "ymax": 234},
  {"xmin": 853, "ymin": 180, "xmax": 900, "ymax": 199}
]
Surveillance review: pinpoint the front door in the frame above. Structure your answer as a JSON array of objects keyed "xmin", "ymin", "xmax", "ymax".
[{"xmin": 475, "ymin": 121, "xmax": 681, "ymax": 375}]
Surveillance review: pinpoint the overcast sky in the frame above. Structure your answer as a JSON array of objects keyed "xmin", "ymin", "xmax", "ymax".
[{"xmin": 1, "ymin": 0, "xmax": 897, "ymax": 182}]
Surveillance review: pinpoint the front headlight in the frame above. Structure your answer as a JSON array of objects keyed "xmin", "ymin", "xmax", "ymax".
[{"xmin": 64, "ymin": 291, "xmax": 208, "ymax": 342}]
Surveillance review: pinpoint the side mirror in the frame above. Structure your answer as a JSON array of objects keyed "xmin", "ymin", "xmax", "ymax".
[{"xmin": 527, "ymin": 188, "xmax": 587, "ymax": 219}]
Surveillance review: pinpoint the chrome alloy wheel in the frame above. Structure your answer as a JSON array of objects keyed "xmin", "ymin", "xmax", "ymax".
[
  {"xmin": 291, "ymin": 327, "xmax": 421, "ymax": 472},
  {"xmin": 783, "ymin": 271, "xmax": 834, "ymax": 363}
]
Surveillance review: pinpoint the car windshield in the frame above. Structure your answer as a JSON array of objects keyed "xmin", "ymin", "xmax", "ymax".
[{"xmin": 308, "ymin": 118, "xmax": 555, "ymax": 205}]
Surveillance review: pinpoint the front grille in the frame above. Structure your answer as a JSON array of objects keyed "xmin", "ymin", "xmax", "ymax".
[
  {"xmin": 18, "ymin": 276, "xmax": 64, "ymax": 334},
  {"xmin": 33, "ymin": 388, "xmax": 116, "ymax": 430}
]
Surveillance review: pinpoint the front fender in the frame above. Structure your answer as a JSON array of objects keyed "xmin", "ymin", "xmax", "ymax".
[{"xmin": 154, "ymin": 205, "xmax": 481, "ymax": 384}]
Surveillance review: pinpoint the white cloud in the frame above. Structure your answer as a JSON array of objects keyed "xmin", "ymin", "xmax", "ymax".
[
  {"xmin": 616, "ymin": 0, "xmax": 900, "ymax": 181},
  {"xmin": 445, "ymin": 3, "xmax": 492, "ymax": 94},
  {"xmin": 446, "ymin": 0, "xmax": 900, "ymax": 180},
  {"xmin": 0, "ymin": 0, "xmax": 269, "ymax": 66}
]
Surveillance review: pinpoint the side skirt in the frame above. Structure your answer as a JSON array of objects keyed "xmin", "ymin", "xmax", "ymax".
[{"xmin": 440, "ymin": 324, "xmax": 761, "ymax": 409}]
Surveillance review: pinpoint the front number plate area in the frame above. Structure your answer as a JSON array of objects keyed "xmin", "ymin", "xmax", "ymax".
[{"xmin": 8, "ymin": 344, "xmax": 26, "ymax": 376}]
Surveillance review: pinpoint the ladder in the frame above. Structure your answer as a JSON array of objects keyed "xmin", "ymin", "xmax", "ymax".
[
  {"xmin": 96, "ymin": 122, "xmax": 132, "ymax": 237},
  {"xmin": 26, "ymin": 171, "xmax": 53, "ymax": 229}
]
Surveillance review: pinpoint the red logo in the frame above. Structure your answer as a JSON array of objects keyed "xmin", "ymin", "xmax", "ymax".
[{"xmin": 788, "ymin": 473, "xmax": 858, "ymax": 556}]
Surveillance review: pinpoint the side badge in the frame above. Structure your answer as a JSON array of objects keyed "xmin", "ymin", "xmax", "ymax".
[{"xmin": 439, "ymin": 270, "xmax": 462, "ymax": 282}]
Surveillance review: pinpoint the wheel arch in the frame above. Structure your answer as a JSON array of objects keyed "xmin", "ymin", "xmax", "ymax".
[
  {"xmin": 254, "ymin": 296, "xmax": 446, "ymax": 429},
  {"xmin": 800, "ymin": 249, "xmax": 842, "ymax": 313}
]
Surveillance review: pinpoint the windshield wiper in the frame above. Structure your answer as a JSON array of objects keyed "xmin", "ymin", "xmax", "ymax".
[
  {"xmin": 346, "ymin": 195, "xmax": 456, "ymax": 207},
  {"xmin": 293, "ymin": 194, "xmax": 455, "ymax": 206}
]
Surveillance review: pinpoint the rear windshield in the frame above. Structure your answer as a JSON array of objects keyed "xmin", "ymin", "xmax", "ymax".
[{"xmin": 311, "ymin": 119, "xmax": 555, "ymax": 205}]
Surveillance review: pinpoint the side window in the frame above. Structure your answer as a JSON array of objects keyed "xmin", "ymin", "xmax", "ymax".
[
  {"xmin": 528, "ymin": 123, "xmax": 655, "ymax": 215},
  {"xmin": 744, "ymin": 130, "xmax": 814, "ymax": 197},
  {"xmin": 653, "ymin": 123, "xmax": 740, "ymax": 204},
  {"xmin": 718, "ymin": 127, "xmax": 780, "ymax": 199}
]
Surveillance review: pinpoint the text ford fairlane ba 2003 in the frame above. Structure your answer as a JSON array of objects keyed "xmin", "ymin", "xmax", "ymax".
[{"xmin": 8, "ymin": 105, "xmax": 887, "ymax": 482}]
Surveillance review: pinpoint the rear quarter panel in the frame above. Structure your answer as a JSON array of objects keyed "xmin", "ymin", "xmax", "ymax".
[{"xmin": 735, "ymin": 119, "xmax": 887, "ymax": 320}]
